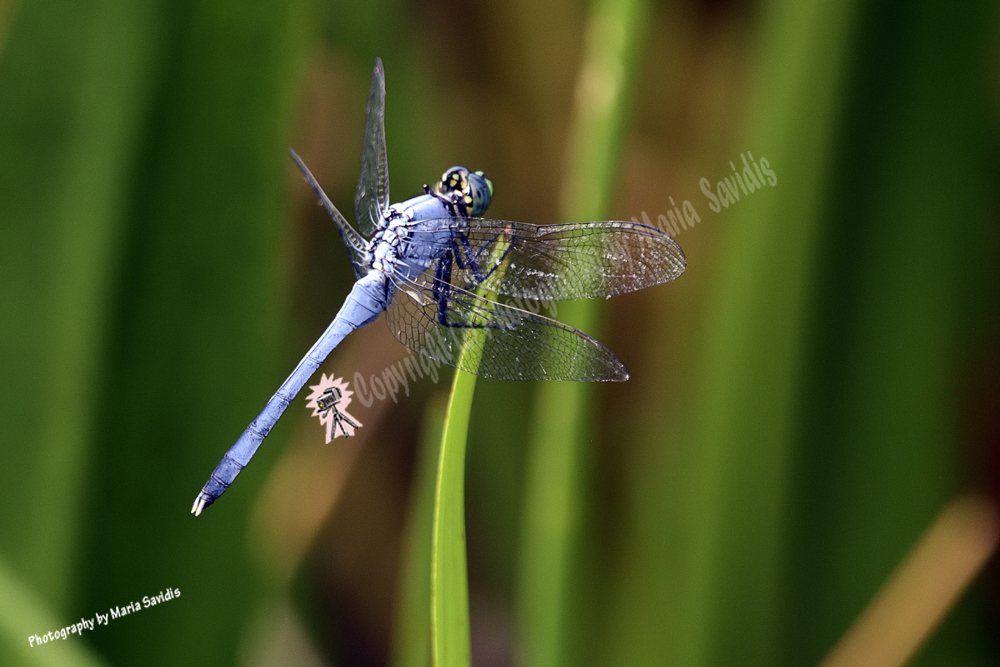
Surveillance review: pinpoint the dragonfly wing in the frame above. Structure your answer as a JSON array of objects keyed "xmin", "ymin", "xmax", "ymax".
[
  {"xmin": 384, "ymin": 268, "xmax": 628, "ymax": 382},
  {"xmin": 290, "ymin": 149, "xmax": 368, "ymax": 278},
  {"xmin": 354, "ymin": 58, "xmax": 389, "ymax": 237},
  {"xmin": 399, "ymin": 218, "xmax": 686, "ymax": 300}
]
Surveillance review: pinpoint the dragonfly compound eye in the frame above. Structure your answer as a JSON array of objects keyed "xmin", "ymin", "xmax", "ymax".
[
  {"xmin": 466, "ymin": 170, "xmax": 493, "ymax": 216},
  {"xmin": 436, "ymin": 166, "xmax": 493, "ymax": 216},
  {"xmin": 439, "ymin": 166, "xmax": 468, "ymax": 193}
]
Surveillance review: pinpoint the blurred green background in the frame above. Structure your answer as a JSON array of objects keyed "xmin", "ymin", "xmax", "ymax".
[{"xmin": 1, "ymin": 0, "xmax": 998, "ymax": 665}]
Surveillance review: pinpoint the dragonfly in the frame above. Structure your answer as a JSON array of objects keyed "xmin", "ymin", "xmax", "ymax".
[{"xmin": 191, "ymin": 58, "xmax": 686, "ymax": 515}]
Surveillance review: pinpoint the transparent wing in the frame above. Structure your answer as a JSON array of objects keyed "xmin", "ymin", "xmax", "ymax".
[
  {"xmin": 395, "ymin": 218, "xmax": 686, "ymax": 300},
  {"xmin": 354, "ymin": 58, "xmax": 389, "ymax": 237},
  {"xmin": 290, "ymin": 149, "xmax": 368, "ymax": 279},
  {"xmin": 385, "ymin": 268, "xmax": 628, "ymax": 382}
]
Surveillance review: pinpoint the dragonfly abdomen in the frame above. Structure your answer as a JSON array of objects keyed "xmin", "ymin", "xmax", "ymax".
[{"xmin": 192, "ymin": 275, "xmax": 389, "ymax": 515}]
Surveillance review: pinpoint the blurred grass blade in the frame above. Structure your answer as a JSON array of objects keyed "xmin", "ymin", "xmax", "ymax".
[
  {"xmin": 393, "ymin": 395, "xmax": 446, "ymax": 667},
  {"xmin": 820, "ymin": 496, "xmax": 1000, "ymax": 667},
  {"xmin": 0, "ymin": 0, "xmax": 162, "ymax": 613},
  {"xmin": 70, "ymin": 1, "xmax": 310, "ymax": 665},
  {"xmin": 0, "ymin": 557, "xmax": 108, "ymax": 667},
  {"xmin": 679, "ymin": 0, "xmax": 863, "ymax": 664},
  {"xmin": 517, "ymin": 0, "xmax": 650, "ymax": 665},
  {"xmin": 782, "ymin": 3, "xmax": 1000, "ymax": 663},
  {"xmin": 0, "ymin": 0, "xmax": 19, "ymax": 63}
]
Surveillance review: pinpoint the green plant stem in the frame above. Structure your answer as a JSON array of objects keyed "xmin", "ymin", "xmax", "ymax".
[
  {"xmin": 431, "ymin": 244, "xmax": 511, "ymax": 666},
  {"xmin": 431, "ymin": 371, "xmax": 476, "ymax": 667}
]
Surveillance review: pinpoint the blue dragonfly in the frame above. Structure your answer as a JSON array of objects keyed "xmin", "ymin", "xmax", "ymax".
[{"xmin": 192, "ymin": 59, "xmax": 686, "ymax": 515}]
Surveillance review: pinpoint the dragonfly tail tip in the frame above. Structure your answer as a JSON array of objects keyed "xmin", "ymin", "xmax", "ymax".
[{"xmin": 191, "ymin": 496, "xmax": 210, "ymax": 516}]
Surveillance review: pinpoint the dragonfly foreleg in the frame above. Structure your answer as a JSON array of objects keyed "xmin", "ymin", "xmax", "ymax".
[
  {"xmin": 453, "ymin": 229, "xmax": 515, "ymax": 286},
  {"xmin": 431, "ymin": 255, "xmax": 509, "ymax": 331}
]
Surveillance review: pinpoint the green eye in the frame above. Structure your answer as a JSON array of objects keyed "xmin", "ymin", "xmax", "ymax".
[{"xmin": 466, "ymin": 170, "xmax": 493, "ymax": 216}]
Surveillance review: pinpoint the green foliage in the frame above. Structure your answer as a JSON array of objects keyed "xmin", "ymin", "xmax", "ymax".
[
  {"xmin": 518, "ymin": 1, "xmax": 651, "ymax": 666},
  {"xmin": 0, "ymin": 558, "xmax": 107, "ymax": 667},
  {"xmin": 675, "ymin": 0, "xmax": 865, "ymax": 661},
  {"xmin": 392, "ymin": 396, "xmax": 444, "ymax": 667},
  {"xmin": 0, "ymin": 0, "xmax": 309, "ymax": 665}
]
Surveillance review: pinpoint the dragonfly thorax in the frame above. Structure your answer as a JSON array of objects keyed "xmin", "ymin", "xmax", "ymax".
[{"xmin": 370, "ymin": 219, "xmax": 408, "ymax": 273}]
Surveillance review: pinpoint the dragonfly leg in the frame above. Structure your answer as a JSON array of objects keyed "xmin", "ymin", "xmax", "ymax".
[
  {"xmin": 453, "ymin": 230, "xmax": 515, "ymax": 285},
  {"xmin": 432, "ymin": 255, "xmax": 509, "ymax": 331},
  {"xmin": 432, "ymin": 249, "xmax": 453, "ymax": 322},
  {"xmin": 423, "ymin": 183, "xmax": 515, "ymax": 286},
  {"xmin": 425, "ymin": 184, "xmax": 467, "ymax": 217}
]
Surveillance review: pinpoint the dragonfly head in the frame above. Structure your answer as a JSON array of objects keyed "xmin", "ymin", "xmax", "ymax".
[{"xmin": 435, "ymin": 166, "xmax": 493, "ymax": 217}]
